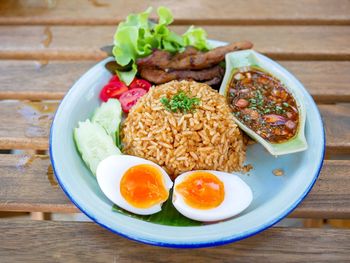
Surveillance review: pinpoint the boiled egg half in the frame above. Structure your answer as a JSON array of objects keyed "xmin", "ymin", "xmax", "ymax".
[
  {"xmin": 173, "ymin": 170, "xmax": 253, "ymax": 222},
  {"xmin": 96, "ymin": 155, "xmax": 173, "ymax": 215}
]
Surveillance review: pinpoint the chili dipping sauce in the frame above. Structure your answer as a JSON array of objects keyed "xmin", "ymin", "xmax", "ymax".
[{"xmin": 227, "ymin": 66, "xmax": 299, "ymax": 143}]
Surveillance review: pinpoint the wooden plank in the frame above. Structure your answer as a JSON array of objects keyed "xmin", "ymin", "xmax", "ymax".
[
  {"xmin": 0, "ymin": 153, "xmax": 349, "ymax": 218},
  {"xmin": 0, "ymin": 220, "xmax": 349, "ymax": 262},
  {"xmin": 0, "ymin": 26, "xmax": 350, "ymax": 60},
  {"xmin": 279, "ymin": 61, "xmax": 350, "ymax": 103},
  {"xmin": 321, "ymin": 104, "xmax": 350, "ymax": 154},
  {"xmin": 0, "ymin": 101, "xmax": 348, "ymax": 152},
  {"xmin": 0, "ymin": 0, "xmax": 349, "ymax": 25},
  {"xmin": 0, "ymin": 154, "xmax": 74, "ymax": 213},
  {"xmin": 0, "ymin": 101, "xmax": 57, "ymax": 150},
  {"xmin": 1, "ymin": 60, "xmax": 350, "ymax": 103},
  {"xmin": 290, "ymin": 160, "xmax": 350, "ymax": 219},
  {"xmin": 0, "ymin": 61, "xmax": 95, "ymax": 100}
]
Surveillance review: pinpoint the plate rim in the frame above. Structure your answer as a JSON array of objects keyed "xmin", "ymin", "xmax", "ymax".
[{"xmin": 49, "ymin": 40, "xmax": 325, "ymax": 248}]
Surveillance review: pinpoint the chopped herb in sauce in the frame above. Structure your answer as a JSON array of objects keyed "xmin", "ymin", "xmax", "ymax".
[
  {"xmin": 227, "ymin": 66, "xmax": 299, "ymax": 143},
  {"xmin": 161, "ymin": 91, "xmax": 200, "ymax": 113}
]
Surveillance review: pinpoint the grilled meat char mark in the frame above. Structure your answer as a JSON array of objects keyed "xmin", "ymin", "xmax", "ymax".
[
  {"xmin": 137, "ymin": 41, "xmax": 253, "ymax": 70},
  {"xmin": 139, "ymin": 65, "xmax": 224, "ymax": 84},
  {"xmin": 138, "ymin": 49, "xmax": 170, "ymax": 69},
  {"xmin": 171, "ymin": 46, "xmax": 201, "ymax": 60},
  {"xmin": 136, "ymin": 46, "xmax": 200, "ymax": 71}
]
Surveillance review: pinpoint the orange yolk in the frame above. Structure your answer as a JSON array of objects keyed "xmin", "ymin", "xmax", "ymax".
[
  {"xmin": 175, "ymin": 172, "xmax": 225, "ymax": 209},
  {"xmin": 120, "ymin": 164, "xmax": 169, "ymax": 209}
]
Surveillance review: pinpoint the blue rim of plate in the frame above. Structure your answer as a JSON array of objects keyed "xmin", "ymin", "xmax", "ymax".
[{"xmin": 49, "ymin": 50, "xmax": 325, "ymax": 249}]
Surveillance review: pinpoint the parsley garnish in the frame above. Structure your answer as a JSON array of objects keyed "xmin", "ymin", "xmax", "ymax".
[
  {"xmin": 275, "ymin": 105, "xmax": 286, "ymax": 114},
  {"xmin": 160, "ymin": 92, "xmax": 200, "ymax": 113}
]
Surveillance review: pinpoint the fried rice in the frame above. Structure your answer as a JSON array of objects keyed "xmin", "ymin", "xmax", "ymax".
[{"xmin": 121, "ymin": 80, "xmax": 246, "ymax": 178}]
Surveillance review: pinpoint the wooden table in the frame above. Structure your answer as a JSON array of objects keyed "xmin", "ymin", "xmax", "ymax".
[{"xmin": 0, "ymin": 1, "xmax": 349, "ymax": 262}]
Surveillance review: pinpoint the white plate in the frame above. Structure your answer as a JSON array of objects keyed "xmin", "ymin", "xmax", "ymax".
[{"xmin": 50, "ymin": 40, "xmax": 325, "ymax": 248}]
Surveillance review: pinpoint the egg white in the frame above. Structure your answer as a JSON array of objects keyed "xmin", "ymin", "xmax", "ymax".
[
  {"xmin": 96, "ymin": 155, "xmax": 173, "ymax": 215},
  {"xmin": 172, "ymin": 170, "xmax": 253, "ymax": 222}
]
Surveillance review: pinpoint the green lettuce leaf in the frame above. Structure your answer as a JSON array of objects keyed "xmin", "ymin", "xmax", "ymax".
[
  {"xmin": 112, "ymin": 7, "xmax": 211, "ymax": 85},
  {"xmin": 157, "ymin": 6, "xmax": 173, "ymax": 25},
  {"xmin": 183, "ymin": 26, "xmax": 211, "ymax": 51},
  {"xmin": 116, "ymin": 63, "xmax": 138, "ymax": 87}
]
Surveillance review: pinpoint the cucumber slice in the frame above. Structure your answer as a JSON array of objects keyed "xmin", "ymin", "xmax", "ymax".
[
  {"xmin": 74, "ymin": 120, "xmax": 121, "ymax": 175},
  {"xmin": 115, "ymin": 123, "xmax": 122, "ymax": 149},
  {"xmin": 91, "ymin": 99, "xmax": 122, "ymax": 146}
]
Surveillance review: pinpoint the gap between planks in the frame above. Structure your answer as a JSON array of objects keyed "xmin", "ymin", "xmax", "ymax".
[
  {"xmin": 1, "ymin": 60, "xmax": 349, "ymax": 103},
  {"xmin": 0, "ymin": 0, "xmax": 350, "ymax": 26},
  {"xmin": 0, "ymin": 25, "xmax": 350, "ymax": 61},
  {"xmin": 2, "ymin": 18, "xmax": 350, "ymax": 26}
]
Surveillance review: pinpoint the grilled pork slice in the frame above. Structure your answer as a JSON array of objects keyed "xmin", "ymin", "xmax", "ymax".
[
  {"xmin": 137, "ymin": 41, "xmax": 253, "ymax": 70},
  {"xmin": 139, "ymin": 65, "xmax": 224, "ymax": 84}
]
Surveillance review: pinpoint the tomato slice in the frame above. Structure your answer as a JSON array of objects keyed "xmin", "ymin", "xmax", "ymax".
[
  {"xmin": 129, "ymin": 78, "xmax": 152, "ymax": 91},
  {"xmin": 100, "ymin": 80, "xmax": 128, "ymax": 102},
  {"xmin": 109, "ymin": 75, "xmax": 120, "ymax": 83},
  {"xmin": 119, "ymin": 88, "xmax": 147, "ymax": 113}
]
